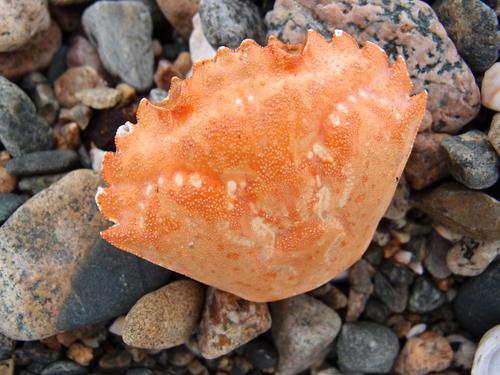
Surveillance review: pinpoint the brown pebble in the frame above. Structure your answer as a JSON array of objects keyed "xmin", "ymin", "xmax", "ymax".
[
  {"xmin": 56, "ymin": 331, "xmax": 78, "ymax": 347},
  {"xmin": 174, "ymin": 51, "xmax": 193, "ymax": 77},
  {"xmin": 54, "ymin": 66, "xmax": 107, "ymax": 108},
  {"xmin": 116, "ymin": 83, "xmax": 136, "ymax": 106},
  {"xmin": 67, "ymin": 343, "xmax": 94, "ymax": 367},
  {"xmin": 75, "ymin": 87, "xmax": 122, "ymax": 110},
  {"xmin": 319, "ymin": 285, "xmax": 348, "ymax": 310},
  {"xmin": 154, "ymin": 59, "xmax": 181, "ymax": 91},
  {"xmin": 152, "ymin": 39, "xmax": 163, "ymax": 59},
  {"xmin": 383, "ymin": 237, "xmax": 401, "ymax": 258},
  {"xmin": 395, "ymin": 331, "xmax": 453, "ymax": 375},
  {"xmin": 40, "ymin": 336, "xmax": 62, "ymax": 351},
  {"xmin": 55, "ymin": 122, "xmax": 81, "ymax": 150},
  {"xmin": 0, "ymin": 167, "xmax": 17, "ymax": 193},
  {"xmin": 0, "ymin": 358, "xmax": 14, "ymax": 375}
]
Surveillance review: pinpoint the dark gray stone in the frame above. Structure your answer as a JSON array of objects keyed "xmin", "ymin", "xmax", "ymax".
[
  {"xmin": 0, "ymin": 170, "xmax": 170, "ymax": 340},
  {"xmin": 374, "ymin": 272, "xmax": 408, "ymax": 313},
  {"xmin": 442, "ymin": 130, "xmax": 499, "ymax": 189},
  {"xmin": 41, "ymin": 361, "xmax": 88, "ymax": 375},
  {"xmin": 380, "ymin": 260, "xmax": 415, "ymax": 285},
  {"xmin": 0, "ymin": 77, "xmax": 55, "ymax": 157},
  {"xmin": 6, "ymin": 150, "xmax": 79, "ymax": 177},
  {"xmin": 21, "ymin": 72, "xmax": 59, "ymax": 125},
  {"xmin": 0, "ymin": 193, "xmax": 27, "ymax": 224},
  {"xmin": 363, "ymin": 299, "xmax": 391, "ymax": 324},
  {"xmin": 98, "ymin": 350, "xmax": 132, "ymax": 373},
  {"xmin": 454, "ymin": 261, "xmax": 500, "ymax": 338},
  {"xmin": 337, "ymin": 322, "xmax": 399, "ymax": 373},
  {"xmin": 433, "ymin": 0, "xmax": 500, "ymax": 72},
  {"xmin": 408, "ymin": 277, "xmax": 446, "ymax": 313},
  {"xmin": 17, "ymin": 342, "xmax": 61, "ymax": 365},
  {"xmin": 18, "ymin": 173, "xmax": 67, "ymax": 195},
  {"xmin": 199, "ymin": 0, "xmax": 266, "ymax": 49},
  {"xmin": 424, "ymin": 231, "xmax": 452, "ymax": 279},
  {"xmin": 244, "ymin": 338, "xmax": 279, "ymax": 370},
  {"xmin": 82, "ymin": 1, "xmax": 154, "ymax": 91},
  {"xmin": 0, "ymin": 333, "xmax": 14, "ymax": 359}
]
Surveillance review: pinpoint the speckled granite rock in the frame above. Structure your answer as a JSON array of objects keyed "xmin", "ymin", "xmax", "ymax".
[
  {"xmin": 198, "ymin": 288, "xmax": 272, "ymax": 359},
  {"xmin": 0, "ymin": 22, "xmax": 62, "ymax": 80},
  {"xmin": 54, "ymin": 66, "xmax": 107, "ymax": 108},
  {"xmin": 442, "ymin": 130, "xmax": 499, "ymax": 189},
  {"xmin": 489, "ymin": 113, "xmax": 500, "ymax": 155},
  {"xmin": 199, "ymin": 0, "xmax": 266, "ymax": 49},
  {"xmin": 415, "ymin": 183, "xmax": 500, "ymax": 241},
  {"xmin": 447, "ymin": 238, "xmax": 500, "ymax": 277},
  {"xmin": 0, "ymin": 77, "xmax": 55, "ymax": 157},
  {"xmin": 272, "ymin": 295, "xmax": 341, "ymax": 375},
  {"xmin": 82, "ymin": 1, "xmax": 154, "ymax": 91},
  {"xmin": 0, "ymin": 170, "xmax": 170, "ymax": 340},
  {"xmin": 265, "ymin": 0, "xmax": 481, "ymax": 134},
  {"xmin": 122, "ymin": 280, "xmax": 203, "ymax": 350},
  {"xmin": 433, "ymin": 0, "xmax": 499, "ymax": 72},
  {"xmin": 0, "ymin": 0, "xmax": 51, "ymax": 52}
]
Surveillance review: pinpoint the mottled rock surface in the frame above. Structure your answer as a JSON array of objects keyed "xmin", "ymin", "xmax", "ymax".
[
  {"xmin": 199, "ymin": 0, "xmax": 266, "ymax": 49},
  {"xmin": 82, "ymin": 1, "xmax": 154, "ymax": 91},
  {"xmin": 54, "ymin": 66, "xmax": 107, "ymax": 108},
  {"xmin": 198, "ymin": 288, "xmax": 272, "ymax": 359},
  {"xmin": 75, "ymin": 87, "xmax": 122, "ymax": 110},
  {"xmin": 0, "ymin": 0, "xmax": 51, "ymax": 52},
  {"xmin": 337, "ymin": 322, "xmax": 400, "ymax": 373},
  {"xmin": 0, "ymin": 23, "xmax": 62, "ymax": 80},
  {"xmin": 415, "ymin": 183, "xmax": 500, "ymax": 241},
  {"xmin": 272, "ymin": 295, "xmax": 341, "ymax": 375},
  {"xmin": 0, "ymin": 170, "xmax": 170, "ymax": 340},
  {"xmin": 489, "ymin": 113, "xmax": 500, "ymax": 155},
  {"xmin": 433, "ymin": 0, "xmax": 499, "ymax": 72},
  {"xmin": 122, "ymin": 280, "xmax": 203, "ymax": 350},
  {"xmin": 442, "ymin": 130, "xmax": 499, "ymax": 189},
  {"xmin": 265, "ymin": 0, "xmax": 480, "ymax": 134},
  {"xmin": 447, "ymin": 238, "xmax": 500, "ymax": 277},
  {"xmin": 0, "ymin": 193, "xmax": 26, "ymax": 225},
  {"xmin": 0, "ymin": 77, "xmax": 55, "ymax": 157}
]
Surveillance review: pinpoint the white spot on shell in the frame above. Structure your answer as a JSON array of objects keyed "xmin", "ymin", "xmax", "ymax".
[
  {"xmin": 235, "ymin": 98, "xmax": 243, "ymax": 105},
  {"xmin": 307, "ymin": 151, "xmax": 314, "ymax": 159},
  {"xmin": 348, "ymin": 95, "xmax": 357, "ymax": 103},
  {"xmin": 174, "ymin": 173, "xmax": 184, "ymax": 186},
  {"xmin": 247, "ymin": 95, "xmax": 254, "ymax": 102},
  {"xmin": 116, "ymin": 121, "xmax": 134, "ymax": 137},
  {"xmin": 138, "ymin": 216, "xmax": 145, "ymax": 228},
  {"xmin": 359, "ymin": 90, "xmax": 369, "ymax": 99},
  {"xmin": 227, "ymin": 180, "xmax": 237, "ymax": 197},
  {"xmin": 239, "ymin": 181, "xmax": 246, "ymax": 188},
  {"xmin": 334, "ymin": 29, "xmax": 343, "ymax": 37},
  {"xmin": 145, "ymin": 184, "xmax": 154, "ymax": 196},
  {"xmin": 251, "ymin": 217, "xmax": 276, "ymax": 246},
  {"xmin": 329, "ymin": 113, "xmax": 340, "ymax": 126},
  {"xmin": 338, "ymin": 163, "xmax": 355, "ymax": 208},
  {"xmin": 312, "ymin": 143, "xmax": 334, "ymax": 162},
  {"xmin": 337, "ymin": 103, "xmax": 348, "ymax": 113},
  {"xmin": 190, "ymin": 173, "xmax": 202, "ymax": 188},
  {"xmin": 315, "ymin": 175, "xmax": 321, "ymax": 187},
  {"xmin": 158, "ymin": 176, "xmax": 165, "ymax": 186},
  {"xmin": 315, "ymin": 186, "xmax": 330, "ymax": 221},
  {"xmin": 394, "ymin": 112, "xmax": 401, "ymax": 120},
  {"xmin": 138, "ymin": 202, "xmax": 145, "ymax": 210},
  {"xmin": 95, "ymin": 186, "xmax": 105, "ymax": 208}
]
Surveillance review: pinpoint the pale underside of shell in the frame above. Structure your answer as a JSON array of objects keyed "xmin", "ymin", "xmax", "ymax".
[
  {"xmin": 472, "ymin": 324, "xmax": 500, "ymax": 375},
  {"xmin": 96, "ymin": 30, "xmax": 427, "ymax": 302}
]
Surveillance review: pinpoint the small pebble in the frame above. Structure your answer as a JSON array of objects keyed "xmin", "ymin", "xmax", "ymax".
[
  {"xmin": 123, "ymin": 280, "xmax": 204, "ymax": 350},
  {"xmin": 18, "ymin": 173, "xmax": 67, "ymax": 195},
  {"xmin": 40, "ymin": 361, "xmax": 87, "ymax": 375},
  {"xmin": 54, "ymin": 123, "xmax": 81, "ymax": 150},
  {"xmin": 0, "ymin": 166, "xmax": 16, "ymax": 193},
  {"xmin": 59, "ymin": 104, "xmax": 93, "ymax": 131},
  {"xmin": 6, "ymin": 150, "xmax": 79, "ymax": 177},
  {"xmin": 243, "ymin": 338, "xmax": 278, "ymax": 370},
  {"xmin": 0, "ymin": 358, "xmax": 14, "ymax": 375},
  {"xmin": 395, "ymin": 332, "xmax": 453, "ymax": 375},
  {"xmin": 442, "ymin": 130, "xmax": 499, "ymax": 189},
  {"xmin": 374, "ymin": 272, "xmax": 408, "ymax": 313},
  {"xmin": 408, "ymin": 277, "xmax": 447, "ymax": 313},
  {"xmin": 54, "ymin": 66, "xmax": 107, "ymax": 108},
  {"xmin": 75, "ymin": 87, "xmax": 122, "ymax": 110},
  {"xmin": 406, "ymin": 323, "xmax": 427, "ymax": 339},
  {"xmin": 154, "ymin": 59, "xmax": 182, "ymax": 91},
  {"xmin": 0, "ymin": 193, "xmax": 27, "ymax": 225},
  {"xmin": 156, "ymin": 0, "xmax": 200, "ymax": 38},
  {"xmin": 174, "ymin": 51, "xmax": 193, "ymax": 77},
  {"xmin": 148, "ymin": 88, "xmax": 169, "ymax": 104},
  {"xmin": 21, "ymin": 73, "xmax": 59, "ymax": 125},
  {"xmin": 447, "ymin": 238, "xmax": 500, "ymax": 276},
  {"xmin": 189, "ymin": 13, "xmax": 216, "ymax": 65},
  {"xmin": 66, "ymin": 343, "xmax": 93, "ymax": 367},
  {"xmin": 424, "ymin": 231, "xmax": 453, "ymax": 279},
  {"xmin": 66, "ymin": 35, "xmax": 105, "ymax": 76},
  {"xmin": 98, "ymin": 350, "xmax": 132, "ymax": 373},
  {"xmin": 318, "ymin": 285, "xmax": 347, "ymax": 310},
  {"xmin": 337, "ymin": 321, "xmax": 399, "ymax": 373},
  {"xmin": 447, "ymin": 334, "xmax": 476, "ymax": 370},
  {"xmin": 481, "ymin": 63, "xmax": 500, "ymax": 111},
  {"xmin": 116, "ymin": 83, "xmax": 136, "ymax": 106}
]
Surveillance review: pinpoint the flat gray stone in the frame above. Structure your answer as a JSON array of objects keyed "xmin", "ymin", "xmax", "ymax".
[
  {"xmin": 82, "ymin": 1, "xmax": 154, "ymax": 91},
  {"xmin": 6, "ymin": 150, "xmax": 79, "ymax": 177}
]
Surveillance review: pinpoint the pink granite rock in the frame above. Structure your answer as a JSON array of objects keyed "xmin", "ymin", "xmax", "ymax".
[
  {"xmin": 67, "ymin": 36, "xmax": 105, "ymax": 77},
  {"xmin": 265, "ymin": 0, "xmax": 481, "ymax": 134},
  {"xmin": 0, "ymin": 23, "xmax": 62, "ymax": 80}
]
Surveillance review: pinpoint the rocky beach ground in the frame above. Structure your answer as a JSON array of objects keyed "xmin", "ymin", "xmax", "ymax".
[{"xmin": 0, "ymin": 0, "xmax": 499, "ymax": 374}]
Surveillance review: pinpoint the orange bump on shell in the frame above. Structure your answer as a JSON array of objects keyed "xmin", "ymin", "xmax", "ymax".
[{"xmin": 97, "ymin": 30, "xmax": 426, "ymax": 302}]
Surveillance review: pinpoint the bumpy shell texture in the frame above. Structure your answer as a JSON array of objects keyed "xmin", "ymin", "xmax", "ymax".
[{"xmin": 97, "ymin": 30, "xmax": 426, "ymax": 302}]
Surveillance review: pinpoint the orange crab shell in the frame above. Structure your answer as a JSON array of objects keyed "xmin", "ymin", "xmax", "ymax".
[{"xmin": 96, "ymin": 30, "xmax": 426, "ymax": 302}]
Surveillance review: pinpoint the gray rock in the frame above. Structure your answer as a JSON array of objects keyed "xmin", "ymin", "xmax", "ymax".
[
  {"xmin": 21, "ymin": 73, "xmax": 59, "ymax": 125},
  {"xmin": 442, "ymin": 130, "xmax": 499, "ymax": 189},
  {"xmin": 18, "ymin": 173, "xmax": 67, "ymax": 195},
  {"xmin": 424, "ymin": 231, "xmax": 452, "ymax": 279},
  {"xmin": 0, "ymin": 170, "xmax": 170, "ymax": 340},
  {"xmin": 415, "ymin": 182, "xmax": 500, "ymax": 241},
  {"xmin": 0, "ymin": 77, "xmax": 55, "ymax": 157},
  {"xmin": 98, "ymin": 350, "xmax": 132, "ymax": 373},
  {"xmin": 0, "ymin": 333, "xmax": 14, "ymax": 359},
  {"xmin": 148, "ymin": 88, "xmax": 168, "ymax": 103},
  {"xmin": 337, "ymin": 322, "xmax": 399, "ymax": 373},
  {"xmin": 41, "ymin": 361, "xmax": 87, "ymax": 375},
  {"xmin": 0, "ymin": 193, "xmax": 27, "ymax": 225},
  {"xmin": 265, "ymin": 0, "xmax": 481, "ymax": 134},
  {"xmin": 384, "ymin": 176, "xmax": 411, "ymax": 221},
  {"xmin": 6, "ymin": 150, "xmax": 79, "ymax": 177},
  {"xmin": 454, "ymin": 261, "xmax": 500, "ymax": 338},
  {"xmin": 408, "ymin": 277, "xmax": 446, "ymax": 313},
  {"xmin": 380, "ymin": 260, "xmax": 415, "ymax": 285},
  {"xmin": 374, "ymin": 272, "xmax": 408, "ymax": 313},
  {"xmin": 199, "ymin": 0, "xmax": 266, "ymax": 49},
  {"xmin": 447, "ymin": 238, "xmax": 500, "ymax": 277},
  {"xmin": 82, "ymin": 1, "xmax": 154, "ymax": 91},
  {"xmin": 363, "ymin": 299, "xmax": 391, "ymax": 324},
  {"xmin": 271, "ymin": 295, "xmax": 341, "ymax": 375},
  {"xmin": 433, "ymin": 0, "xmax": 500, "ymax": 72}
]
